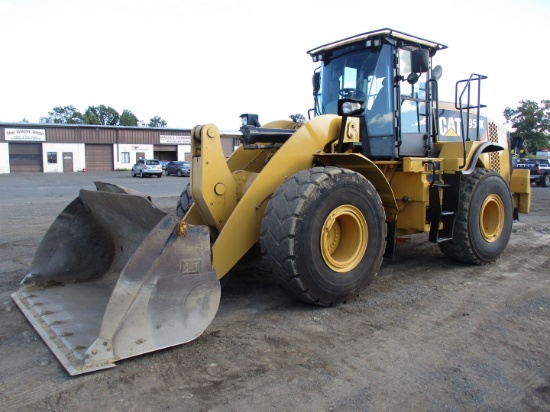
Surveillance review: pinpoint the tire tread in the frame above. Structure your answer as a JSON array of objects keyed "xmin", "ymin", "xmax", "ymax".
[
  {"xmin": 261, "ymin": 167, "xmax": 385, "ymax": 306},
  {"xmin": 439, "ymin": 168, "xmax": 512, "ymax": 265}
]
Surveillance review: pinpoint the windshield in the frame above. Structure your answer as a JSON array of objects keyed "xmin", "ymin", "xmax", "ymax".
[{"xmin": 315, "ymin": 44, "xmax": 394, "ymax": 136}]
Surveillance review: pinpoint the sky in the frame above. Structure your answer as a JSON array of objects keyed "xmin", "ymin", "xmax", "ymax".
[{"xmin": 1, "ymin": 0, "xmax": 549, "ymax": 131}]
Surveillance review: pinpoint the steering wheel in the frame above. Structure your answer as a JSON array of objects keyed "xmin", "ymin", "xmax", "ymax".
[
  {"xmin": 338, "ymin": 88, "xmax": 356, "ymax": 98},
  {"xmin": 338, "ymin": 88, "xmax": 366, "ymax": 100}
]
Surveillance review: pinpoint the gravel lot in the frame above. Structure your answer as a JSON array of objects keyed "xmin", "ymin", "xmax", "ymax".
[{"xmin": 1, "ymin": 171, "xmax": 549, "ymax": 411}]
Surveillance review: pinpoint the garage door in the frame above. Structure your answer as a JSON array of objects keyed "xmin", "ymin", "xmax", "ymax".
[
  {"xmin": 9, "ymin": 143, "xmax": 43, "ymax": 172},
  {"xmin": 154, "ymin": 145, "xmax": 177, "ymax": 162},
  {"xmin": 85, "ymin": 144, "xmax": 113, "ymax": 171}
]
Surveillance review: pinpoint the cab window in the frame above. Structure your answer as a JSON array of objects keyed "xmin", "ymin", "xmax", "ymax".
[{"xmin": 398, "ymin": 48, "xmax": 428, "ymax": 134}]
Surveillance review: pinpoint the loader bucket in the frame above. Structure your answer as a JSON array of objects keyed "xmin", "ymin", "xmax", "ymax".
[{"xmin": 11, "ymin": 182, "xmax": 220, "ymax": 376}]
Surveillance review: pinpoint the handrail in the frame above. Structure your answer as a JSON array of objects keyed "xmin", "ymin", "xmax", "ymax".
[{"xmin": 454, "ymin": 73, "xmax": 487, "ymax": 168}]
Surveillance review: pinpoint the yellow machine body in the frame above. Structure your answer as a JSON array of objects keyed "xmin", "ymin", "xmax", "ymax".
[{"xmin": 12, "ymin": 28, "xmax": 531, "ymax": 376}]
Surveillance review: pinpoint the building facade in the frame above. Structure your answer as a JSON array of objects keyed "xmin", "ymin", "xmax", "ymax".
[{"xmin": 0, "ymin": 123, "xmax": 235, "ymax": 173}]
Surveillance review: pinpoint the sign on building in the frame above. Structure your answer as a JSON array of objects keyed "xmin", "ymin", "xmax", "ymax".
[
  {"xmin": 160, "ymin": 135, "xmax": 190, "ymax": 144},
  {"xmin": 5, "ymin": 128, "xmax": 46, "ymax": 142}
]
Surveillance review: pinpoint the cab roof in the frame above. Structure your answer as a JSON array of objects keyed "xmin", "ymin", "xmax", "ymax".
[{"xmin": 307, "ymin": 28, "xmax": 447, "ymax": 57}]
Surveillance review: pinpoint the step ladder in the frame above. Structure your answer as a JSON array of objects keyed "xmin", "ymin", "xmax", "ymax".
[{"xmin": 428, "ymin": 173, "xmax": 460, "ymax": 243}]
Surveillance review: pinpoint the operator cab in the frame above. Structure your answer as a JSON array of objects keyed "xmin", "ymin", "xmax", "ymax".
[{"xmin": 308, "ymin": 28, "xmax": 447, "ymax": 159}]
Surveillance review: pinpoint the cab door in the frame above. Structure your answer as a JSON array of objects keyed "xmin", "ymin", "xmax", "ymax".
[{"xmin": 397, "ymin": 48, "xmax": 431, "ymax": 157}]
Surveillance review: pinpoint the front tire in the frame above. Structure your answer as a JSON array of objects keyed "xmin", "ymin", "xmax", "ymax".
[
  {"xmin": 176, "ymin": 183, "xmax": 194, "ymax": 218},
  {"xmin": 260, "ymin": 167, "xmax": 386, "ymax": 306},
  {"xmin": 439, "ymin": 168, "xmax": 513, "ymax": 264}
]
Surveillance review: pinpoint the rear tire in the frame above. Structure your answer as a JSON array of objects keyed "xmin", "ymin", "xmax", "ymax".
[
  {"xmin": 176, "ymin": 183, "xmax": 194, "ymax": 218},
  {"xmin": 157, "ymin": 174, "xmax": 162, "ymax": 178},
  {"xmin": 260, "ymin": 167, "xmax": 386, "ymax": 306},
  {"xmin": 541, "ymin": 174, "xmax": 550, "ymax": 187},
  {"xmin": 439, "ymin": 168, "xmax": 513, "ymax": 264}
]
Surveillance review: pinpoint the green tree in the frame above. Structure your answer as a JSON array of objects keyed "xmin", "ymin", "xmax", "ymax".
[
  {"xmin": 119, "ymin": 109, "xmax": 139, "ymax": 126},
  {"xmin": 82, "ymin": 105, "xmax": 120, "ymax": 126},
  {"xmin": 39, "ymin": 105, "xmax": 169, "ymax": 127},
  {"xmin": 45, "ymin": 105, "xmax": 83, "ymax": 124},
  {"xmin": 289, "ymin": 113, "xmax": 306, "ymax": 124},
  {"xmin": 503, "ymin": 100, "xmax": 550, "ymax": 152},
  {"xmin": 148, "ymin": 115, "xmax": 167, "ymax": 128},
  {"xmin": 82, "ymin": 107, "xmax": 100, "ymax": 125}
]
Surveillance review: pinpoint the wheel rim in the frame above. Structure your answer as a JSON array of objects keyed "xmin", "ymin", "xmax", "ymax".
[
  {"xmin": 479, "ymin": 194, "xmax": 505, "ymax": 242},
  {"xmin": 320, "ymin": 205, "xmax": 368, "ymax": 272}
]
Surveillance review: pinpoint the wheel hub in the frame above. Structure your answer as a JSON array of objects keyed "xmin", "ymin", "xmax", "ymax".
[
  {"xmin": 480, "ymin": 194, "xmax": 505, "ymax": 242},
  {"xmin": 321, "ymin": 205, "xmax": 368, "ymax": 272}
]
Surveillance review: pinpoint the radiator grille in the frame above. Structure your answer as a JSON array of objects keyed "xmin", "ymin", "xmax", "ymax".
[{"xmin": 488, "ymin": 122, "xmax": 500, "ymax": 172}]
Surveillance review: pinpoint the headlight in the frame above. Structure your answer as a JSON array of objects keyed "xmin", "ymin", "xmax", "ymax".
[
  {"xmin": 240, "ymin": 113, "xmax": 260, "ymax": 128},
  {"xmin": 338, "ymin": 99, "xmax": 364, "ymax": 117},
  {"xmin": 342, "ymin": 101, "xmax": 362, "ymax": 114}
]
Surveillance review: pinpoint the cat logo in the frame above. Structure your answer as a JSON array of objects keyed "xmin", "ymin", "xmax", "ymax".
[
  {"xmin": 439, "ymin": 117, "xmax": 463, "ymax": 137},
  {"xmin": 438, "ymin": 110, "xmax": 487, "ymax": 141}
]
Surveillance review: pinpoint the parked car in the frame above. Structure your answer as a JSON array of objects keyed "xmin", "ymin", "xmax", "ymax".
[
  {"xmin": 131, "ymin": 159, "xmax": 163, "ymax": 178},
  {"xmin": 515, "ymin": 159, "xmax": 550, "ymax": 187},
  {"xmin": 165, "ymin": 161, "xmax": 191, "ymax": 177},
  {"xmin": 161, "ymin": 160, "xmax": 170, "ymax": 170}
]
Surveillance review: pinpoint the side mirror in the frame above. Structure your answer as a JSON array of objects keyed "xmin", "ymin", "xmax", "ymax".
[
  {"xmin": 407, "ymin": 72, "xmax": 419, "ymax": 85},
  {"xmin": 411, "ymin": 48, "xmax": 429, "ymax": 73},
  {"xmin": 312, "ymin": 72, "xmax": 320, "ymax": 96}
]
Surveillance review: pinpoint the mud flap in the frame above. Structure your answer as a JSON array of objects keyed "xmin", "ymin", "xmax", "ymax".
[{"xmin": 11, "ymin": 183, "xmax": 220, "ymax": 375}]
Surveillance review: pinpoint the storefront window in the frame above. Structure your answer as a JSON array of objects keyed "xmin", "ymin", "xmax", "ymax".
[
  {"xmin": 121, "ymin": 152, "xmax": 130, "ymax": 163},
  {"xmin": 47, "ymin": 152, "xmax": 57, "ymax": 164}
]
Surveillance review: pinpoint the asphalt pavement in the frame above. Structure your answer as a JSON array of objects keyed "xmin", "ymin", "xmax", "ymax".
[{"xmin": 0, "ymin": 171, "xmax": 188, "ymax": 207}]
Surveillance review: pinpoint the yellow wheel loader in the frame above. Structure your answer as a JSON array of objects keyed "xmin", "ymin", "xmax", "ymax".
[{"xmin": 12, "ymin": 28, "xmax": 531, "ymax": 375}]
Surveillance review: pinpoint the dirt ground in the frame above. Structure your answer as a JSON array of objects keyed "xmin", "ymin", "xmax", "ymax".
[{"xmin": 1, "ymin": 172, "xmax": 549, "ymax": 411}]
